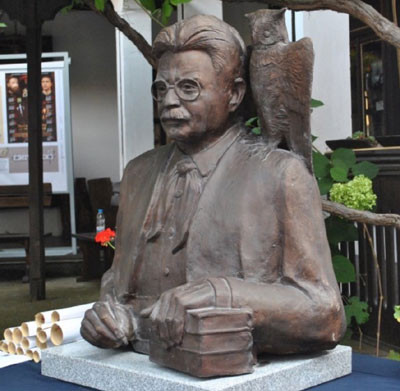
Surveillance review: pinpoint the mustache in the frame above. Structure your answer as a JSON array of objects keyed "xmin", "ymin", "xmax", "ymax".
[{"xmin": 160, "ymin": 109, "xmax": 190, "ymax": 121}]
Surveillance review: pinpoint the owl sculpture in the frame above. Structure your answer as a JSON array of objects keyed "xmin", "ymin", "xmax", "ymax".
[{"xmin": 246, "ymin": 9, "xmax": 314, "ymax": 172}]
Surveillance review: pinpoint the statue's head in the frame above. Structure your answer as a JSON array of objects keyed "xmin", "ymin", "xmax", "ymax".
[
  {"xmin": 152, "ymin": 15, "xmax": 247, "ymax": 151},
  {"xmin": 246, "ymin": 8, "xmax": 288, "ymax": 46}
]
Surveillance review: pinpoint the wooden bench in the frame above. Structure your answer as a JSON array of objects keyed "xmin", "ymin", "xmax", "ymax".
[
  {"xmin": 0, "ymin": 183, "xmax": 52, "ymax": 208},
  {"xmin": 0, "ymin": 184, "xmax": 52, "ymax": 282}
]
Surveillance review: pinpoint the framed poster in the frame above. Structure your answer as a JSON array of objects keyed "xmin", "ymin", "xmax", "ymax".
[
  {"xmin": 0, "ymin": 59, "xmax": 69, "ymax": 193},
  {"xmin": 0, "ymin": 53, "xmax": 76, "ymax": 255}
]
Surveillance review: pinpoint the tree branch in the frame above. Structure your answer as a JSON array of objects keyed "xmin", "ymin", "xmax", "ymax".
[
  {"xmin": 223, "ymin": 0, "xmax": 400, "ymax": 49},
  {"xmin": 322, "ymin": 199, "xmax": 400, "ymax": 229},
  {"xmin": 82, "ymin": 0, "xmax": 157, "ymax": 69}
]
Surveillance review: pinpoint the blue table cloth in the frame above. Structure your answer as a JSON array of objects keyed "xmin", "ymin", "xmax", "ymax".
[{"xmin": 1, "ymin": 353, "xmax": 399, "ymax": 390}]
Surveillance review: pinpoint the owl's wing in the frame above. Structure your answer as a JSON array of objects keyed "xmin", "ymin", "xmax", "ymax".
[{"xmin": 283, "ymin": 38, "xmax": 314, "ymax": 172}]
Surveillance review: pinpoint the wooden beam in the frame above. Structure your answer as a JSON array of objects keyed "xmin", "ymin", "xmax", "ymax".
[{"xmin": 26, "ymin": 0, "xmax": 45, "ymax": 300}]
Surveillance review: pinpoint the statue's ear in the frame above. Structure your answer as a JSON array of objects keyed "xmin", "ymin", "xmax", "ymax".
[
  {"xmin": 277, "ymin": 8, "xmax": 287, "ymax": 16},
  {"xmin": 229, "ymin": 77, "xmax": 246, "ymax": 113}
]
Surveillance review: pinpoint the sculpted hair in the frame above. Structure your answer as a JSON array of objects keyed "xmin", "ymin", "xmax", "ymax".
[{"xmin": 153, "ymin": 15, "xmax": 246, "ymax": 79}]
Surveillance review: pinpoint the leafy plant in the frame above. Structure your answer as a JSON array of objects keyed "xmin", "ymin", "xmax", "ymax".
[
  {"xmin": 330, "ymin": 175, "xmax": 377, "ymax": 211},
  {"xmin": 310, "ymin": 98, "xmax": 324, "ymax": 109},
  {"xmin": 313, "ymin": 147, "xmax": 379, "ymax": 194},
  {"xmin": 344, "ymin": 296, "xmax": 369, "ymax": 326},
  {"xmin": 63, "ymin": 0, "xmax": 192, "ymax": 26},
  {"xmin": 135, "ymin": 0, "xmax": 192, "ymax": 26},
  {"xmin": 388, "ymin": 350, "xmax": 400, "ymax": 361},
  {"xmin": 245, "ymin": 116, "xmax": 261, "ymax": 135},
  {"xmin": 312, "ymin": 143, "xmax": 380, "ymax": 333},
  {"xmin": 351, "ymin": 131, "xmax": 377, "ymax": 145},
  {"xmin": 394, "ymin": 305, "xmax": 400, "ymax": 323}
]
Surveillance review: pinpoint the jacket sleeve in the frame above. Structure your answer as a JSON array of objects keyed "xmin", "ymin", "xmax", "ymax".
[
  {"xmin": 224, "ymin": 155, "xmax": 346, "ymax": 354},
  {"xmin": 98, "ymin": 158, "xmax": 134, "ymax": 303}
]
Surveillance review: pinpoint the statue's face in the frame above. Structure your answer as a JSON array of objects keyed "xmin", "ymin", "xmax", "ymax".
[{"xmin": 155, "ymin": 50, "xmax": 232, "ymax": 147}]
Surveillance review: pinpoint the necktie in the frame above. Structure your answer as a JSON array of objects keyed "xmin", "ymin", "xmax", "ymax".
[{"xmin": 145, "ymin": 156, "xmax": 203, "ymax": 253}]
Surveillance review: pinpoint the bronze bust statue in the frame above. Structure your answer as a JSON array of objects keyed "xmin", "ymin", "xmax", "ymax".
[{"xmin": 81, "ymin": 12, "xmax": 346, "ymax": 378}]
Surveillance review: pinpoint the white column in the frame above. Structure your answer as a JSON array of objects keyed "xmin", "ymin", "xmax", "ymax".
[
  {"xmin": 179, "ymin": 0, "xmax": 223, "ymax": 20},
  {"xmin": 113, "ymin": 0, "xmax": 154, "ymax": 177},
  {"xmin": 300, "ymin": 11, "xmax": 352, "ymax": 152}
]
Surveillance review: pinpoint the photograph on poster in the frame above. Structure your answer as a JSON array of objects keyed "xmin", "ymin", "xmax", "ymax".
[
  {"xmin": 5, "ymin": 72, "xmax": 57, "ymax": 143},
  {"xmin": 0, "ymin": 59, "xmax": 69, "ymax": 193}
]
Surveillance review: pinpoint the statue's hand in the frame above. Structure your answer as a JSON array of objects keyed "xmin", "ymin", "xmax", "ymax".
[
  {"xmin": 80, "ymin": 297, "xmax": 136, "ymax": 349},
  {"xmin": 141, "ymin": 280, "xmax": 215, "ymax": 348}
]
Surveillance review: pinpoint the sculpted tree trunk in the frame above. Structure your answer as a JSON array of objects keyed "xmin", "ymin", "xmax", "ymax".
[{"xmin": 85, "ymin": 0, "xmax": 400, "ymax": 67}]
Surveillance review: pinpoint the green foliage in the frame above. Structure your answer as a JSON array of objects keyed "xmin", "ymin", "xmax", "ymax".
[
  {"xmin": 140, "ymin": 0, "xmax": 156, "ymax": 12},
  {"xmin": 330, "ymin": 165, "xmax": 348, "ymax": 183},
  {"xmin": 394, "ymin": 305, "xmax": 400, "ymax": 322},
  {"xmin": 94, "ymin": 0, "xmax": 107, "ymax": 11},
  {"xmin": 312, "ymin": 151, "xmax": 330, "ymax": 178},
  {"xmin": 332, "ymin": 255, "xmax": 355, "ymax": 283},
  {"xmin": 138, "ymin": 0, "xmax": 193, "ymax": 26},
  {"xmin": 330, "ymin": 175, "xmax": 377, "ymax": 211},
  {"xmin": 317, "ymin": 177, "xmax": 334, "ymax": 195},
  {"xmin": 62, "ymin": 0, "xmax": 192, "ymax": 26},
  {"xmin": 387, "ymin": 350, "xmax": 400, "ymax": 361},
  {"xmin": 344, "ymin": 296, "xmax": 369, "ymax": 326},
  {"xmin": 351, "ymin": 131, "xmax": 377, "ymax": 145},
  {"xmin": 161, "ymin": 1, "xmax": 174, "ymax": 25},
  {"xmin": 311, "ymin": 139, "xmax": 376, "ymax": 330},
  {"xmin": 352, "ymin": 161, "xmax": 379, "ymax": 179},
  {"xmin": 313, "ymin": 147, "xmax": 379, "ymax": 196},
  {"xmin": 331, "ymin": 148, "xmax": 356, "ymax": 168},
  {"xmin": 310, "ymin": 99, "xmax": 324, "ymax": 108},
  {"xmin": 325, "ymin": 216, "xmax": 358, "ymax": 246},
  {"xmin": 245, "ymin": 116, "xmax": 261, "ymax": 135}
]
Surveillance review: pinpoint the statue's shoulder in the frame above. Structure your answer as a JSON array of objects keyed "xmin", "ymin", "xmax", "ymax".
[
  {"xmin": 236, "ymin": 130, "xmax": 309, "ymax": 174},
  {"xmin": 123, "ymin": 143, "xmax": 174, "ymax": 175}
]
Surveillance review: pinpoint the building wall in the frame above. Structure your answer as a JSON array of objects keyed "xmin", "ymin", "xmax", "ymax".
[
  {"xmin": 0, "ymin": 10, "xmax": 119, "ymax": 237},
  {"xmin": 43, "ymin": 10, "xmax": 120, "ymax": 182},
  {"xmin": 302, "ymin": 11, "xmax": 352, "ymax": 152}
]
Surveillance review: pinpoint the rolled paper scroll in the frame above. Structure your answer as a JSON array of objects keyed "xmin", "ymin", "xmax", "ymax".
[
  {"xmin": 12, "ymin": 328, "xmax": 23, "ymax": 344},
  {"xmin": 21, "ymin": 321, "xmax": 39, "ymax": 337},
  {"xmin": 50, "ymin": 318, "xmax": 83, "ymax": 346},
  {"xmin": 21, "ymin": 336, "xmax": 36, "ymax": 350},
  {"xmin": 37, "ymin": 328, "xmax": 51, "ymax": 344},
  {"xmin": 0, "ymin": 341, "xmax": 7, "ymax": 356},
  {"xmin": 0, "ymin": 341, "xmax": 8, "ymax": 353},
  {"xmin": 35, "ymin": 336, "xmax": 48, "ymax": 350},
  {"xmin": 51, "ymin": 303, "xmax": 94, "ymax": 323},
  {"xmin": 7, "ymin": 342, "xmax": 16, "ymax": 355},
  {"xmin": 4, "ymin": 327, "xmax": 18, "ymax": 342},
  {"xmin": 32, "ymin": 349, "xmax": 41, "ymax": 363},
  {"xmin": 26, "ymin": 347, "xmax": 40, "ymax": 359},
  {"xmin": 35, "ymin": 310, "xmax": 53, "ymax": 326}
]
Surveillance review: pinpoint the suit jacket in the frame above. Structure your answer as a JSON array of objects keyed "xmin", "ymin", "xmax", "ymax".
[{"xmin": 100, "ymin": 124, "xmax": 346, "ymax": 354}]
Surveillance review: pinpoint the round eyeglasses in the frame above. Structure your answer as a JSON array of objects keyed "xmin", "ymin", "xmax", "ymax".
[{"xmin": 151, "ymin": 78, "xmax": 201, "ymax": 102}]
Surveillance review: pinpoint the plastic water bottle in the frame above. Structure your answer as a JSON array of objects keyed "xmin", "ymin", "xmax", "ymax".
[{"xmin": 96, "ymin": 209, "xmax": 105, "ymax": 232}]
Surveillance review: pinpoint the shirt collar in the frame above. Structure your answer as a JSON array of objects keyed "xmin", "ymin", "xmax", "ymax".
[{"xmin": 175, "ymin": 123, "xmax": 242, "ymax": 177}]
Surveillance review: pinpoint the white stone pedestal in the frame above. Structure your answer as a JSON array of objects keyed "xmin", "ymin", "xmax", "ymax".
[{"xmin": 41, "ymin": 340, "xmax": 351, "ymax": 391}]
